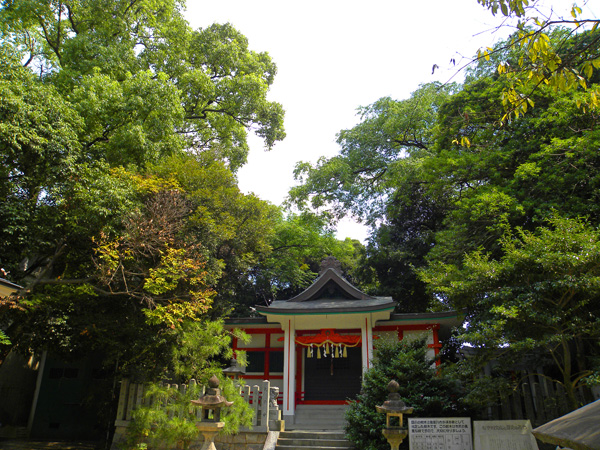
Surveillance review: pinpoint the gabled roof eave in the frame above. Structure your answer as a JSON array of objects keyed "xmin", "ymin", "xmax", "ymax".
[{"xmin": 287, "ymin": 267, "xmax": 374, "ymax": 302}]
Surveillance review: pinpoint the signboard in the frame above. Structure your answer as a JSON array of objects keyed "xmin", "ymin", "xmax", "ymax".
[
  {"xmin": 473, "ymin": 420, "xmax": 539, "ymax": 450},
  {"xmin": 408, "ymin": 417, "xmax": 473, "ymax": 450}
]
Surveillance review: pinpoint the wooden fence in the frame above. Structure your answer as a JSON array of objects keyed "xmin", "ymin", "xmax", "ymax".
[
  {"xmin": 114, "ymin": 378, "xmax": 280, "ymax": 433},
  {"xmin": 482, "ymin": 371, "xmax": 599, "ymax": 427}
]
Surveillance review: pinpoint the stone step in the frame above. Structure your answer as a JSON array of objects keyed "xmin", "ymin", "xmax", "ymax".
[
  {"xmin": 294, "ymin": 415, "xmax": 347, "ymax": 420},
  {"xmin": 291, "ymin": 416, "xmax": 346, "ymax": 423},
  {"xmin": 286, "ymin": 423, "xmax": 346, "ymax": 431},
  {"xmin": 277, "ymin": 438, "xmax": 351, "ymax": 447},
  {"xmin": 295, "ymin": 405, "xmax": 348, "ymax": 411},
  {"xmin": 276, "ymin": 430, "xmax": 355, "ymax": 450},
  {"xmin": 292, "ymin": 405, "xmax": 349, "ymax": 429},
  {"xmin": 280, "ymin": 432, "xmax": 347, "ymax": 439},
  {"xmin": 293, "ymin": 418, "xmax": 346, "ymax": 424},
  {"xmin": 276, "ymin": 446, "xmax": 354, "ymax": 450},
  {"xmin": 295, "ymin": 405, "xmax": 349, "ymax": 412},
  {"xmin": 286, "ymin": 425, "xmax": 344, "ymax": 431}
]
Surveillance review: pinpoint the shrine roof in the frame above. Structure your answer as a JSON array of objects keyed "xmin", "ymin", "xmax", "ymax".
[
  {"xmin": 256, "ymin": 259, "xmax": 396, "ymax": 315},
  {"xmin": 286, "ymin": 266, "xmax": 374, "ymax": 302},
  {"xmin": 255, "ymin": 297, "xmax": 396, "ymax": 315}
]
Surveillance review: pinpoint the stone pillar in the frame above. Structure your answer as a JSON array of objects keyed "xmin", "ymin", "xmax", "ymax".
[
  {"xmin": 196, "ymin": 422, "xmax": 224, "ymax": 450},
  {"xmin": 382, "ymin": 428, "xmax": 408, "ymax": 450},
  {"xmin": 282, "ymin": 318, "xmax": 296, "ymax": 422},
  {"xmin": 260, "ymin": 380, "xmax": 270, "ymax": 429},
  {"xmin": 268, "ymin": 386, "xmax": 283, "ymax": 431}
]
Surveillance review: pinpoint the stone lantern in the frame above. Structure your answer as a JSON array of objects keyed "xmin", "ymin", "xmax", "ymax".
[
  {"xmin": 222, "ymin": 358, "xmax": 245, "ymax": 380},
  {"xmin": 191, "ymin": 375, "xmax": 233, "ymax": 450},
  {"xmin": 376, "ymin": 380, "xmax": 413, "ymax": 450}
]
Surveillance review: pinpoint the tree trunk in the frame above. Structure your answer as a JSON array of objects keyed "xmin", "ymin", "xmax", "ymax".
[{"xmin": 560, "ymin": 338, "xmax": 579, "ymax": 410}]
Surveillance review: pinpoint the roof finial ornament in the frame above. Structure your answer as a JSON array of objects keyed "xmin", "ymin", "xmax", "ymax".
[{"xmin": 319, "ymin": 256, "xmax": 342, "ymax": 275}]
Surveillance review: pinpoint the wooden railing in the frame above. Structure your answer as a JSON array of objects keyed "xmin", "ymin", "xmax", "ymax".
[{"xmin": 114, "ymin": 378, "xmax": 280, "ymax": 433}]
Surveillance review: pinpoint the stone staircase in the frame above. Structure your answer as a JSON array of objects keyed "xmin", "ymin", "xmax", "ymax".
[
  {"xmin": 288, "ymin": 405, "xmax": 349, "ymax": 430},
  {"xmin": 275, "ymin": 430, "xmax": 354, "ymax": 450}
]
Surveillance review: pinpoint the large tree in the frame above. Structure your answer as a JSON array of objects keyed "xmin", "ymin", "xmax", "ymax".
[
  {"xmin": 286, "ymin": 28, "xmax": 600, "ymax": 404},
  {"xmin": 474, "ymin": 0, "xmax": 600, "ymax": 119},
  {"xmin": 0, "ymin": 0, "xmax": 286, "ymax": 289},
  {"xmin": 425, "ymin": 28, "xmax": 600, "ymax": 267},
  {"xmin": 0, "ymin": 0, "xmax": 287, "ymax": 379},
  {"xmin": 0, "ymin": 0, "xmax": 284, "ymax": 170},
  {"xmin": 235, "ymin": 212, "xmax": 367, "ymax": 311},
  {"xmin": 420, "ymin": 215, "xmax": 600, "ymax": 409},
  {"xmin": 2, "ymin": 164, "xmax": 213, "ymax": 375},
  {"xmin": 289, "ymin": 28, "xmax": 600, "ymax": 315},
  {"xmin": 289, "ymin": 82, "xmax": 458, "ymax": 225},
  {"xmin": 0, "ymin": 35, "xmax": 359, "ymax": 384},
  {"xmin": 288, "ymin": 83, "xmax": 458, "ymax": 310},
  {"xmin": 362, "ymin": 179, "xmax": 451, "ymax": 312}
]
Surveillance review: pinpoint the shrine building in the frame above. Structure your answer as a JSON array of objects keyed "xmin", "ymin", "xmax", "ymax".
[{"xmin": 225, "ymin": 257, "xmax": 463, "ymax": 424}]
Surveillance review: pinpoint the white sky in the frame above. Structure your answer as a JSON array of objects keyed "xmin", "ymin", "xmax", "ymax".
[{"xmin": 185, "ymin": 0, "xmax": 597, "ymax": 242}]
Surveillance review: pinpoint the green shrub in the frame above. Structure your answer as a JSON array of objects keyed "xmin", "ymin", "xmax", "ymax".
[
  {"xmin": 123, "ymin": 320, "xmax": 252, "ymax": 449},
  {"xmin": 345, "ymin": 337, "xmax": 470, "ymax": 450},
  {"xmin": 125, "ymin": 377, "xmax": 252, "ymax": 450}
]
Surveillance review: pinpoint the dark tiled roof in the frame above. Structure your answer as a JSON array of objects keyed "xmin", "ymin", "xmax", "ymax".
[
  {"xmin": 257, "ymin": 266, "xmax": 396, "ymax": 314},
  {"xmin": 286, "ymin": 268, "xmax": 375, "ymax": 302},
  {"xmin": 256, "ymin": 297, "xmax": 396, "ymax": 314}
]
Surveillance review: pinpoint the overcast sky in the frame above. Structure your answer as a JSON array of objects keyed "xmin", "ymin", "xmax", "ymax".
[{"xmin": 185, "ymin": 0, "xmax": 596, "ymax": 242}]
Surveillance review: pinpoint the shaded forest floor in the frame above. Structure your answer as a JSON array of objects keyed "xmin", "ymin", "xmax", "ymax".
[{"xmin": 0, "ymin": 439, "xmax": 103, "ymax": 449}]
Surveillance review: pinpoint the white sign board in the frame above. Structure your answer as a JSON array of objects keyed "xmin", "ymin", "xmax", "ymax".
[
  {"xmin": 409, "ymin": 417, "xmax": 473, "ymax": 450},
  {"xmin": 473, "ymin": 420, "xmax": 539, "ymax": 450}
]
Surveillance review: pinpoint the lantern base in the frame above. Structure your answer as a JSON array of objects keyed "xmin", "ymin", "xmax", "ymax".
[
  {"xmin": 196, "ymin": 421, "xmax": 225, "ymax": 450},
  {"xmin": 382, "ymin": 428, "xmax": 408, "ymax": 450}
]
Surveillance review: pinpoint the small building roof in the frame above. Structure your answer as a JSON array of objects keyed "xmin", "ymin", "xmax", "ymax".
[
  {"xmin": 0, "ymin": 277, "xmax": 22, "ymax": 297},
  {"xmin": 287, "ymin": 266, "xmax": 375, "ymax": 302},
  {"xmin": 257, "ymin": 297, "xmax": 396, "ymax": 315},
  {"xmin": 255, "ymin": 262, "xmax": 396, "ymax": 315},
  {"xmin": 231, "ymin": 258, "xmax": 464, "ymax": 334},
  {"xmin": 533, "ymin": 399, "xmax": 600, "ymax": 450}
]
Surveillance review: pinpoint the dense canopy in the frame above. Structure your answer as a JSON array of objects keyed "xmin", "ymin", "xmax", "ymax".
[
  {"xmin": 0, "ymin": 0, "xmax": 365, "ymax": 381},
  {"xmin": 290, "ymin": 26, "xmax": 600, "ymax": 404},
  {"xmin": 1, "ymin": 0, "xmax": 599, "ymax": 436}
]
